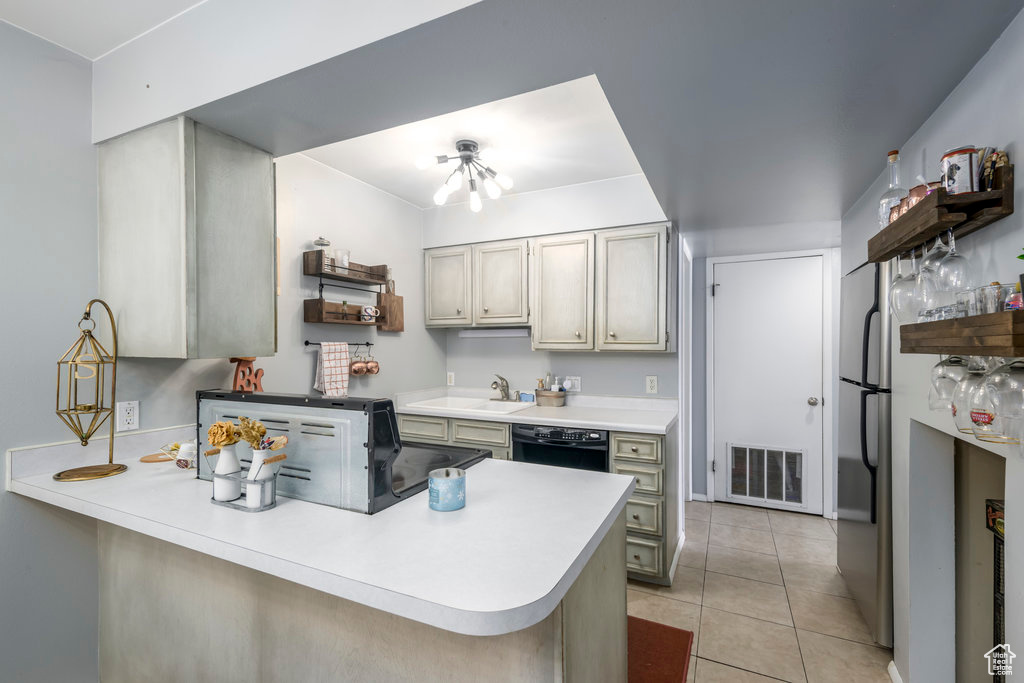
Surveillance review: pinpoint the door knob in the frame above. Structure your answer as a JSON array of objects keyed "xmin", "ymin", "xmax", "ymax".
[{"xmin": 807, "ymin": 397, "xmax": 819, "ymax": 406}]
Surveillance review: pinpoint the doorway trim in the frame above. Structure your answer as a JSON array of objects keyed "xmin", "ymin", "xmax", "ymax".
[{"xmin": 705, "ymin": 249, "xmax": 837, "ymax": 517}]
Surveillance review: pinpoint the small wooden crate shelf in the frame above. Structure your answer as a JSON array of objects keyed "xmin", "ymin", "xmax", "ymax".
[
  {"xmin": 303, "ymin": 299, "xmax": 389, "ymax": 327},
  {"xmin": 900, "ymin": 310, "xmax": 1024, "ymax": 356},
  {"xmin": 868, "ymin": 165, "xmax": 1014, "ymax": 263},
  {"xmin": 302, "ymin": 251, "xmax": 388, "ymax": 286}
]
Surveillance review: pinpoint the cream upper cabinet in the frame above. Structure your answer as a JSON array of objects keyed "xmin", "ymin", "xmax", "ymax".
[
  {"xmin": 424, "ymin": 245, "xmax": 472, "ymax": 326},
  {"xmin": 596, "ymin": 224, "xmax": 669, "ymax": 351},
  {"xmin": 531, "ymin": 233, "xmax": 595, "ymax": 350},
  {"xmin": 98, "ymin": 117, "xmax": 276, "ymax": 359},
  {"xmin": 473, "ymin": 239, "xmax": 529, "ymax": 325}
]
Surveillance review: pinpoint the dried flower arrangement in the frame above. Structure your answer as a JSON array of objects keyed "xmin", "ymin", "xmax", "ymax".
[
  {"xmin": 207, "ymin": 421, "xmax": 240, "ymax": 447},
  {"xmin": 239, "ymin": 417, "xmax": 267, "ymax": 449}
]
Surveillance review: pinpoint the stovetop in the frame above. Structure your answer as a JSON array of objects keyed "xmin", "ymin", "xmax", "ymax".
[{"xmin": 390, "ymin": 444, "xmax": 488, "ymax": 495}]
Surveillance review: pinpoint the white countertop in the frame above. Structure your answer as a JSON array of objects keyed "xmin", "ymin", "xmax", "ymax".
[
  {"xmin": 396, "ymin": 388, "xmax": 678, "ymax": 434},
  {"xmin": 6, "ymin": 427, "xmax": 633, "ymax": 636}
]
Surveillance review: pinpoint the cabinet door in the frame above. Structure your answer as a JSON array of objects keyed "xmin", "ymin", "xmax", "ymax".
[
  {"xmin": 424, "ymin": 246, "xmax": 472, "ymax": 326},
  {"xmin": 531, "ymin": 233, "xmax": 595, "ymax": 350},
  {"xmin": 596, "ymin": 225, "xmax": 668, "ymax": 351},
  {"xmin": 473, "ymin": 240, "xmax": 528, "ymax": 325}
]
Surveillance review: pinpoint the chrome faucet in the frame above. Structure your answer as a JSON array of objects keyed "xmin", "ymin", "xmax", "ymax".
[{"xmin": 490, "ymin": 374, "xmax": 518, "ymax": 402}]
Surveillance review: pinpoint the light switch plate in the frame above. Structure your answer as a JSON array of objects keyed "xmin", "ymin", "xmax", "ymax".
[
  {"xmin": 116, "ymin": 401, "xmax": 139, "ymax": 431},
  {"xmin": 446, "ymin": 372, "xmax": 455, "ymax": 386},
  {"xmin": 645, "ymin": 376, "xmax": 658, "ymax": 394},
  {"xmin": 564, "ymin": 376, "xmax": 582, "ymax": 393}
]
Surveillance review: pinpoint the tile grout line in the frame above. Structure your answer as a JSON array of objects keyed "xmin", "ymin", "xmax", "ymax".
[
  {"xmin": 770, "ymin": 513, "xmax": 812, "ymax": 683},
  {"xmin": 694, "ymin": 655, "xmax": 792, "ymax": 682}
]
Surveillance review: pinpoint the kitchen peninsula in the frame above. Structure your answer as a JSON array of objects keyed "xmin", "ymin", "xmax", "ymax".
[{"xmin": 7, "ymin": 428, "xmax": 633, "ymax": 682}]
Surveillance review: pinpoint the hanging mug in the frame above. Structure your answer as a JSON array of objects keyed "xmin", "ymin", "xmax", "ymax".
[
  {"xmin": 351, "ymin": 353, "xmax": 368, "ymax": 375},
  {"xmin": 361, "ymin": 306, "xmax": 380, "ymax": 323},
  {"xmin": 366, "ymin": 355, "xmax": 380, "ymax": 375}
]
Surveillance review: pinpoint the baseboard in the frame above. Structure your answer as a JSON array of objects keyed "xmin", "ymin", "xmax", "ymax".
[
  {"xmin": 887, "ymin": 660, "xmax": 903, "ymax": 683},
  {"xmin": 689, "ymin": 493, "xmax": 708, "ymax": 502},
  {"xmin": 667, "ymin": 533, "xmax": 684, "ymax": 578}
]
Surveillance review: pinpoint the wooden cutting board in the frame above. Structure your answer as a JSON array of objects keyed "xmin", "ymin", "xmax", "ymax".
[{"xmin": 377, "ymin": 291, "xmax": 404, "ymax": 332}]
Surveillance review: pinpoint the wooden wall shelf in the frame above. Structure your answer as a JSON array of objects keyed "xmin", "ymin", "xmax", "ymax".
[
  {"xmin": 900, "ymin": 310, "xmax": 1024, "ymax": 356},
  {"xmin": 302, "ymin": 251, "xmax": 388, "ymax": 286},
  {"xmin": 868, "ymin": 165, "xmax": 1014, "ymax": 263},
  {"xmin": 303, "ymin": 299, "xmax": 389, "ymax": 326}
]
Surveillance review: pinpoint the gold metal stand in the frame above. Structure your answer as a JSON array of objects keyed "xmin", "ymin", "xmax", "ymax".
[{"xmin": 54, "ymin": 299, "xmax": 127, "ymax": 482}]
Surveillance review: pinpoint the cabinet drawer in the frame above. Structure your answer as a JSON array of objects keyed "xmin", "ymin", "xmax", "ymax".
[
  {"xmin": 626, "ymin": 497, "xmax": 663, "ymax": 536},
  {"xmin": 626, "ymin": 535, "xmax": 663, "ymax": 576},
  {"xmin": 397, "ymin": 414, "xmax": 448, "ymax": 442},
  {"xmin": 612, "ymin": 433, "xmax": 662, "ymax": 464},
  {"xmin": 615, "ymin": 463, "xmax": 664, "ymax": 496},
  {"xmin": 451, "ymin": 419, "xmax": 510, "ymax": 447}
]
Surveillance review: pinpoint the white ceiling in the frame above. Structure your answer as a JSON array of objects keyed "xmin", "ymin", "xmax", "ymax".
[
  {"xmin": 0, "ymin": 0, "xmax": 205, "ymax": 59},
  {"xmin": 300, "ymin": 76, "xmax": 644, "ymax": 209}
]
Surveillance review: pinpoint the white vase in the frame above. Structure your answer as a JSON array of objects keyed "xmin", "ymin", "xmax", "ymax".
[
  {"xmin": 246, "ymin": 449, "xmax": 273, "ymax": 509},
  {"xmin": 213, "ymin": 443, "xmax": 241, "ymax": 502}
]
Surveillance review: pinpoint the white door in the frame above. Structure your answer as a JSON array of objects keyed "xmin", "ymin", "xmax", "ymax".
[
  {"xmin": 473, "ymin": 240, "xmax": 529, "ymax": 325},
  {"xmin": 424, "ymin": 246, "xmax": 472, "ymax": 326},
  {"xmin": 595, "ymin": 225, "xmax": 668, "ymax": 351},
  {"xmin": 712, "ymin": 255, "xmax": 824, "ymax": 513},
  {"xmin": 531, "ymin": 233, "xmax": 595, "ymax": 350}
]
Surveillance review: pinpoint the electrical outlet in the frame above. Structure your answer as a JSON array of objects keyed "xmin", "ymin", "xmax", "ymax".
[
  {"xmin": 116, "ymin": 400, "xmax": 139, "ymax": 431},
  {"xmin": 645, "ymin": 376, "xmax": 658, "ymax": 394},
  {"xmin": 564, "ymin": 376, "xmax": 582, "ymax": 393},
  {"xmin": 446, "ymin": 371, "xmax": 455, "ymax": 386}
]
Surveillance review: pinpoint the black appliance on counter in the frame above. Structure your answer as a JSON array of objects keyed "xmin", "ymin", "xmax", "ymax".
[
  {"xmin": 196, "ymin": 391, "xmax": 490, "ymax": 514},
  {"xmin": 511, "ymin": 424, "xmax": 609, "ymax": 472}
]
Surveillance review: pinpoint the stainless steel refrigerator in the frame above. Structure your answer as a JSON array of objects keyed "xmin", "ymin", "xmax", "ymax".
[{"xmin": 838, "ymin": 261, "xmax": 893, "ymax": 648}]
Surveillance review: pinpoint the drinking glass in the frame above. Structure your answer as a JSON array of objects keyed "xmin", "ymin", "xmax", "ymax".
[
  {"xmin": 986, "ymin": 360, "xmax": 1024, "ymax": 444},
  {"xmin": 915, "ymin": 266, "xmax": 942, "ymax": 316},
  {"xmin": 977, "ymin": 284, "xmax": 1015, "ymax": 314},
  {"xmin": 951, "ymin": 358, "xmax": 989, "ymax": 434},
  {"xmin": 919, "ymin": 235, "xmax": 949, "ymax": 274},
  {"xmin": 890, "ymin": 252, "xmax": 921, "ymax": 323},
  {"xmin": 929, "ymin": 355, "xmax": 968, "ymax": 412},
  {"xmin": 935, "ymin": 230, "xmax": 974, "ymax": 293}
]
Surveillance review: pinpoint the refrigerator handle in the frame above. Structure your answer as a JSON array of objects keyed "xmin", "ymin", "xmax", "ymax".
[
  {"xmin": 861, "ymin": 265, "xmax": 880, "ymax": 389},
  {"xmin": 860, "ymin": 388, "xmax": 878, "ymax": 525}
]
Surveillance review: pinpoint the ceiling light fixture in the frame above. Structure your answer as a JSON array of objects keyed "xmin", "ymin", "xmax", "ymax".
[{"xmin": 420, "ymin": 139, "xmax": 513, "ymax": 212}]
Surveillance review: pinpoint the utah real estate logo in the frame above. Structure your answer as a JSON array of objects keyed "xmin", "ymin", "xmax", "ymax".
[{"xmin": 985, "ymin": 644, "xmax": 1015, "ymax": 676}]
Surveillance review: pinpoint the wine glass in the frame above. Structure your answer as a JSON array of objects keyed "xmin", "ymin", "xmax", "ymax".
[
  {"xmin": 915, "ymin": 251, "xmax": 943, "ymax": 317},
  {"xmin": 929, "ymin": 355, "xmax": 968, "ymax": 411},
  {"xmin": 890, "ymin": 251, "xmax": 921, "ymax": 323},
  {"xmin": 935, "ymin": 229, "xmax": 974, "ymax": 293},
  {"xmin": 919, "ymin": 235, "xmax": 949, "ymax": 273}
]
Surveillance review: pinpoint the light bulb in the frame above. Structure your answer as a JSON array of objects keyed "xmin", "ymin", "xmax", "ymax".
[
  {"xmin": 483, "ymin": 177, "xmax": 501, "ymax": 199},
  {"xmin": 433, "ymin": 185, "xmax": 450, "ymax": 206},
  {"xmin": 494, "ymin": 173, "xmax": 513, "ymax": 190},
  {"xmin": 447, "ymin": 166, "xmax": 464, "ymax": 191},
  {"xmin": 469, "ymin": 190, "xmax": 482, "ymax": 212}
]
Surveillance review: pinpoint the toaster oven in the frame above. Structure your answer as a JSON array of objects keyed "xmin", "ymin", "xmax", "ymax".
[{"xmin": 196, "ymin": 391, "xmax": 490, "ymax": 514}]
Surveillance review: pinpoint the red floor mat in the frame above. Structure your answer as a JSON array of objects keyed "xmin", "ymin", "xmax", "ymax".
[{"xmin": 628, "ymin": 615, "xmax": 693, "ymax": 682}]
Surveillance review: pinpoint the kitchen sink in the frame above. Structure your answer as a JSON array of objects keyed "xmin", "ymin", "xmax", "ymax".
[{"xmin": 404, "ymin": 396, "xmax": 533, "ymax": 414}]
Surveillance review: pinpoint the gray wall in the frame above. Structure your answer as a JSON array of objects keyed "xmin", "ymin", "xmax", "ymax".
[
  {"xmin": 0, "ymin": 23, "xmax": 101, "ymax": 682},
  {"xmin": 690, "ymin": 258, "xmax": 708, "ymax": 495},
  {"xmin": 444, "ymin": 333, "xmax": 677, "ymax": 398},
  {"xmin": 258, "ymin": 154, "xmax": 446, "ymax": 398}
]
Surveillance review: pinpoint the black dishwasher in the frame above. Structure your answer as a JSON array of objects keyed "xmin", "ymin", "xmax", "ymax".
[{"xmin": 511, "ymin": 425, "xmax": 609, "ymax": 472}]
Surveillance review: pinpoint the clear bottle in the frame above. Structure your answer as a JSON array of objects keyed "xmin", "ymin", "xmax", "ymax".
[{"xmin": 878, "ymin": 149, "xmax": 907, "ymax": 228}]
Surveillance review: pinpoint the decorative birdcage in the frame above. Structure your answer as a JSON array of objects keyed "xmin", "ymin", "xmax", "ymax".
[{"xmin": 53, "ymin": 299, "xmax": 127, "ymax": 482}]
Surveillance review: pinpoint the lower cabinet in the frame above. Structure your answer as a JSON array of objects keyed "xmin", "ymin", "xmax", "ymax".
[
  {"xmin": 613, "ymin": 430, "xmax": 675, "ymax": 584},
  {"xmin": 396, "ymin": 414, "xmax": 511, "ymax": 460}
]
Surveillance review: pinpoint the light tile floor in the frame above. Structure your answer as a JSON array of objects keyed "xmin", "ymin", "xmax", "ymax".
[{"xmin": 628, "ymin": 501, "xmax": 893, "ymax": 683}]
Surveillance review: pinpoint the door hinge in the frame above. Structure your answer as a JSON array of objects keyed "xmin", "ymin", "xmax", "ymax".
[
  {"xmin": 665, "ymin": 331, "xmax": 670, "ymax": 344},
  {"xmin": 711, "ymin": 283, "xmax": 719, "ymax": 297},
  {"xmin": 712, "ymin": 460, "xmax": 716, "ymax": 472}
]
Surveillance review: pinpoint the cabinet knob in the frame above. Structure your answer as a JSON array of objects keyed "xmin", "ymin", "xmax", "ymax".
[
  {"xmin": 575, "ymin": 330, "xmax": 581, "ymax": 338},
  {"xmin": 632, "ymin": 513, "xmax": 640, "ymax": 520},
  {"xmin": 635, "ymin": 477, "xmax": 641, "ymax": 484},
  {"xmin": 633, "ymin": 554, "xmax": 641, "ymax": 561},
  {"xmin": 609, "ymin": 331, "xmax": 617, "ymax": 337},
  {"xmin": 631, "ymin": 446, "xmax": 639, "ymax": 453},
  {"xmin": 483, "ymin": 307, "xmax": 489, "ymax": 313},
  {"xmin": 457, "ymin": 308, "xmax": 462, "ymax": 314}
]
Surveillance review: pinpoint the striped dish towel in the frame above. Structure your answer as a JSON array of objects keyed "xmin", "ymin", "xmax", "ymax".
[{"xmin": 313, "ymin": 342, "xmax": 350, "ymax": 397}]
